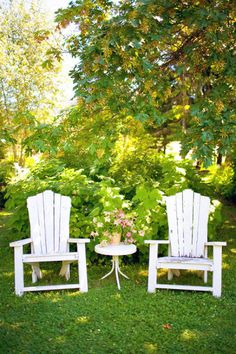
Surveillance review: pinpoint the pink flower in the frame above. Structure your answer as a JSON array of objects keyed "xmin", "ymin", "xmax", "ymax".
[
  {"xmin": 126, "ymin": 232, "xmax": 132, "ymax": 238},
  {"xmin": 117, "ymin": 210, "xmax": 125, "ymax": 218}
]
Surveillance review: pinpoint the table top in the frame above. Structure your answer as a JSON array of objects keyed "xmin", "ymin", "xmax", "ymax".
[{"xmin": 95, "ymin": 243, "xmax": 137, "ymax": 256}]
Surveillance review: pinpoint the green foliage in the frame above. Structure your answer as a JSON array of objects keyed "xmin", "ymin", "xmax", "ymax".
[
  {"xmin": 5, "ymin": 154, "xmax": 223, "ymax": 262},
  {"xmin": 56, "ymin": 0, "xmax": 236, "ymax": 164},
  {"xmin": 204, "ymin": 164, "xmax": 234, "ymax": 199},
  {"xmin": 0, "ymin": 0, "xmax": 64, "ymax": 166},
  {"xmin": 0, "ymin": 160, "xmax": 14, "ymax": 208},
  {"xmin": 227, "ymin": 158, "xmax": 236, "ymax": 203}
]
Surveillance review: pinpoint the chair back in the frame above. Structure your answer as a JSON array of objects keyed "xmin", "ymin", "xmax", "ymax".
[
  {"xmin": 166, "ymin": 189, "xmax": 210, "ymax": 257},
  {"xmin": 27, "ymin": 190, "xmax": 71, "ymax": 254}
]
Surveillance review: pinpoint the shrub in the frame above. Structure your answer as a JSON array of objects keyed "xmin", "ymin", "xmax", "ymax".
[
  {"xmin": 0, "ymin": 160, "xmax": 14, "ymax": 208},
  {"xmin": 5, "ymin": 157, "xmax": 223, "ymax": 263},
  {"xmin": 203, "ymin": 164, "xmax": 234, "ymax": 199}
]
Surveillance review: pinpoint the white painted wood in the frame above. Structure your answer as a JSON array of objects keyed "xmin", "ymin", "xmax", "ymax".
[
  {"xmin": 59, "ymin": 261, "xmax": 71, "ymax": 280},
  {"xmin": 59, "ymin": 196, "xmax": 71, "ymax": 253},
  {"xmin": 156, "ymin": 284, "xmax": 213, "ymax": 292},
  {"xmin": 10, "ymin": 190, "xmax": 90, "ymax": 295},
  {"xmin": 213, "ymin": 245, "xmax": 223, "ymax": 297},
  {"xmin": 44, "ymin": 190, "xmax": 54, "ymax": 253},
  {"xmin": 176, "ymin": 192, "xmax": 184, "ymax": 256},
  {"xmin": 68, "ymin": 238, "xmax": 90, "ymax": 243},
  {"xmin": 145, "ymin": 189, "xmax": 227, "ymax": 297},
  {"xmin": 27, "ymin": 195, "xmax": 44, "ymax": 254},
  {"xmin": 166, "ymin": 195, "xmax": 179, "ymax": 256},
  {"xmin": 147, "ymin": 243, "xmax": 158, "ymax": 293},
  {"xmin": 77, "ymin": 243, "xmax": 88, "ymax": 292},
  {"xmin": 196, "ymin": 196, "xmax": 210, "ymax": 257},
  {"xmin": 31, "ymin": 263, "xmax": 42, "ymax": 283},
  {"xmin": 204, "ymin": 244, "xmax": 208, "ymax": 283},
  {"xmin": 167, "ymin": 270, "xmax": 173, "ymax": 281},
  {"xmin": 24, "ymin": 284, "xmax": 81, "ymax": 292},
  {"xmin": 14, "ymin": 246, "xmax": 24, "ymax": 296},
  {"xmin": 157, "ymin": 261, "xmax": 212, "ymax": 271},
  {"xmin": 183, "ymin": 189, "xmax": 194, "ymax": 256},
  {"xmin": 54, "ymin": 193, "xmax": 61, "ymax": 253},
  {"xmin": 35, "ymin": 193, "xmax": 47, "ymax": 254},
  {"xmin": 23, "ymin": 252, "xmax": 80, "ymax": 263},
  {"xmin": 192, "ymin": 192, "xmax": 200, "ymax": 257},
  {"xmin": 10, "ymin": 238, "xmax": 32, "ymax": 247},
  {"xmin": 205, "ymin": 241, "xmax": 227, "ymax": 246},
  {"xmin": 157, "ymin": 256, "xmax": 212, "ymax": 264}
]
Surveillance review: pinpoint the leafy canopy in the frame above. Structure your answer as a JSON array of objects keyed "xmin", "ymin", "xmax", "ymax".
[
  {"xmin": 0, "ymin": 0, "xmax": 64, "ymax": 166},
  {"xmin": 56, "ymin": 0, "xmax": 236, "ymax": 164}
]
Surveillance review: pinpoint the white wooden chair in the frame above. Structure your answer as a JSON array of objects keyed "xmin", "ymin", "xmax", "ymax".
[
  {"xmin": 10, "ymin": 190, "xmax": 90, "ymax": 296},
  {"xmin": 145, "ymin": 189, "xmax": 226, "ymax": 297}
]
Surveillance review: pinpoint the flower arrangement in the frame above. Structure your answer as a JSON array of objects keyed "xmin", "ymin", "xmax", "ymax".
[{"xmin": 91, "ymin": 209, "xmax": 145, "ymax": 246}]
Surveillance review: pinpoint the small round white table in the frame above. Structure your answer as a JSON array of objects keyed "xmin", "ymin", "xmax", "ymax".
[{"xmin": 95, "ymin": 243, "xmax": 137, "ymax": 290}]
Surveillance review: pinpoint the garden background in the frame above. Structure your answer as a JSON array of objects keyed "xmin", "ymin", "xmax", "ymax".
[{"xmin": 0, "ymin": 1, "xmax": 235, "ymax": 353}]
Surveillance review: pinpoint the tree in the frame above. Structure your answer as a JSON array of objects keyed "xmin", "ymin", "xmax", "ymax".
[
  {"xmin": 56, "ymin": 0, "xmax": 236, "ymax": 165},
  {"xmin": 0, "ymin": 0, "xmax": 64, "ymax": 166}
]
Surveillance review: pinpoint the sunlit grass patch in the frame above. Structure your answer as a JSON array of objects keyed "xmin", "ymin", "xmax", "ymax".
[{"xmin": 180, "ymin": 329, "xmax": 199, "ymax": 341}]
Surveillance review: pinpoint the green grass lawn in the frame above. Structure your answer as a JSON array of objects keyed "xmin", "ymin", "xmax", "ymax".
[{"xmin": 0, "ymin": 205, "xmax": 236, "ymax": 354}]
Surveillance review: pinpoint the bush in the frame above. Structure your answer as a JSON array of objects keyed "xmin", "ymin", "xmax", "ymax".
[
  {"xmin": 203, "ymin": 164, "xmax": 234, "ymax": 199},
  {"xmin": 5, "ymin": 157, "xmax": 223, "ymax": 263},
  {"xmin": 0, "ymin": 160, "xmax": 14, "ymax": 208}
]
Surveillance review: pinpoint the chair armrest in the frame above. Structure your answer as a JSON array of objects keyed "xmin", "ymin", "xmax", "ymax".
[
  {"xmin": 205, "ymin": 242, "xmax": 227, "ymax": 247},
  {"xmin": 10, "ymin": 238, "xmax": 32, "ymax": 247},
  {"xmin": 68, "ymin": 238, "xmax": 90, "ymax": 244},
  {"xmin": 144, "ymin": 240, "xmax": 170, "ymax": 245}
]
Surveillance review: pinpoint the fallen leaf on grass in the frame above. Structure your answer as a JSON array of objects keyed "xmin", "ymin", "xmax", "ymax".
[{"xmin": 162, "ymin": 323, "xmax": 172, "ymax": 330}]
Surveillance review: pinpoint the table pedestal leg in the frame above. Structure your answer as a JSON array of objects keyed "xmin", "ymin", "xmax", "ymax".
[{"xmin": 100, "ymin": 256, "xmax": 130, "ymax": 290}]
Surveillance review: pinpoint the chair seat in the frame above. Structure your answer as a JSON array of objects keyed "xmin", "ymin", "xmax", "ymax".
[
  {"xmin": 23, "ymin": 252, "xmax": 80, "ymax": 263},
  {"xmin": 157, "ymin": 256, "xmax": 213, "ymax": 271},
  {"xmin": 158, "ymin": 256, "xmax": 212, "ymax": 264}
]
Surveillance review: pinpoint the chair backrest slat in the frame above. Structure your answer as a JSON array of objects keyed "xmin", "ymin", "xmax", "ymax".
[
  {"xmin": 196, "ymin": 195, "xmax": 210, "ymax": 256},
  {"xmin": 44, "ymin": 190, "xmax": 54, "ymax": 253},
  {"xmin": 27, "ymin": 190, "xmax": 71, "ymax": 255},
  {"xmin": 166, "ymin": 189, "xmax": 210, "ymax": 258},
  {"xmin": 54, "ymin": 193, "xmax": 61, "ymax": 253},
  {"xmin": 59, "ymin": 196, "xmax": 71, "ymax": 252},
  {"xmin": 166, "ymin": 195, "xmax": 179, "ymax": 256},
  {"xmin": 192, "ymin": 192, "xmax": 201, "ymax": 256},
  {"xmin": 176, "ymin": 192, "xmax": 184, "ymax": 256},
  {"xmin": 183, "ymin": 189, "xmax": 194, "ymax": 256},
  {"xmin": 35, "ymin": 193, "xmax": 47, "ymax": 254},
  {"xmin": 27, "ymin": 195, "xmax": 43, "ymax": 254}
]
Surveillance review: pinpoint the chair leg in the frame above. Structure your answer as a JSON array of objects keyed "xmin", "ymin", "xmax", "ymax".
[
  {"xmin": 213, "ymin": 246, "xmax": 223, "ymax": 297},
  {"xmin": 31, "ymin": 263, "xmax": 42, "ymax": 283},
  {"xmin": 203, "ymin": 271, "xmax": 208, "ymax": 283},
  {"xmin": 14, "ymin": 246, "xmax": 24, "ymax": 296},
  {"xmin": 147, "ymin": 244, "xmax": 157, "ymax": 293},
  {"xmin": 59, "ymin": 261, "xmax": 71, "ymax": 280},
  {"xmin": 168, "ymin": 270, "xmax": 173, "ymax": 280},
  {"xmin": 77, "ymin": 243, "xmax": 88, "ymax": 292}
]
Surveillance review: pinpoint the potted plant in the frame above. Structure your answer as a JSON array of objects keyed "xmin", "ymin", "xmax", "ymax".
[{"xmin": 91, "ymin": 209, "xmax": 144, "ymax": 246}]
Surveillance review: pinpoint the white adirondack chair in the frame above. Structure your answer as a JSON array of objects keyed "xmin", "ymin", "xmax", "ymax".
[
  {"xmin": 145, "ymin": 189, "xmax": 226, "ymax": 297},
  {"xmin": 10, "ymin": 190, "xmax": 90, "ymax": 296}
]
